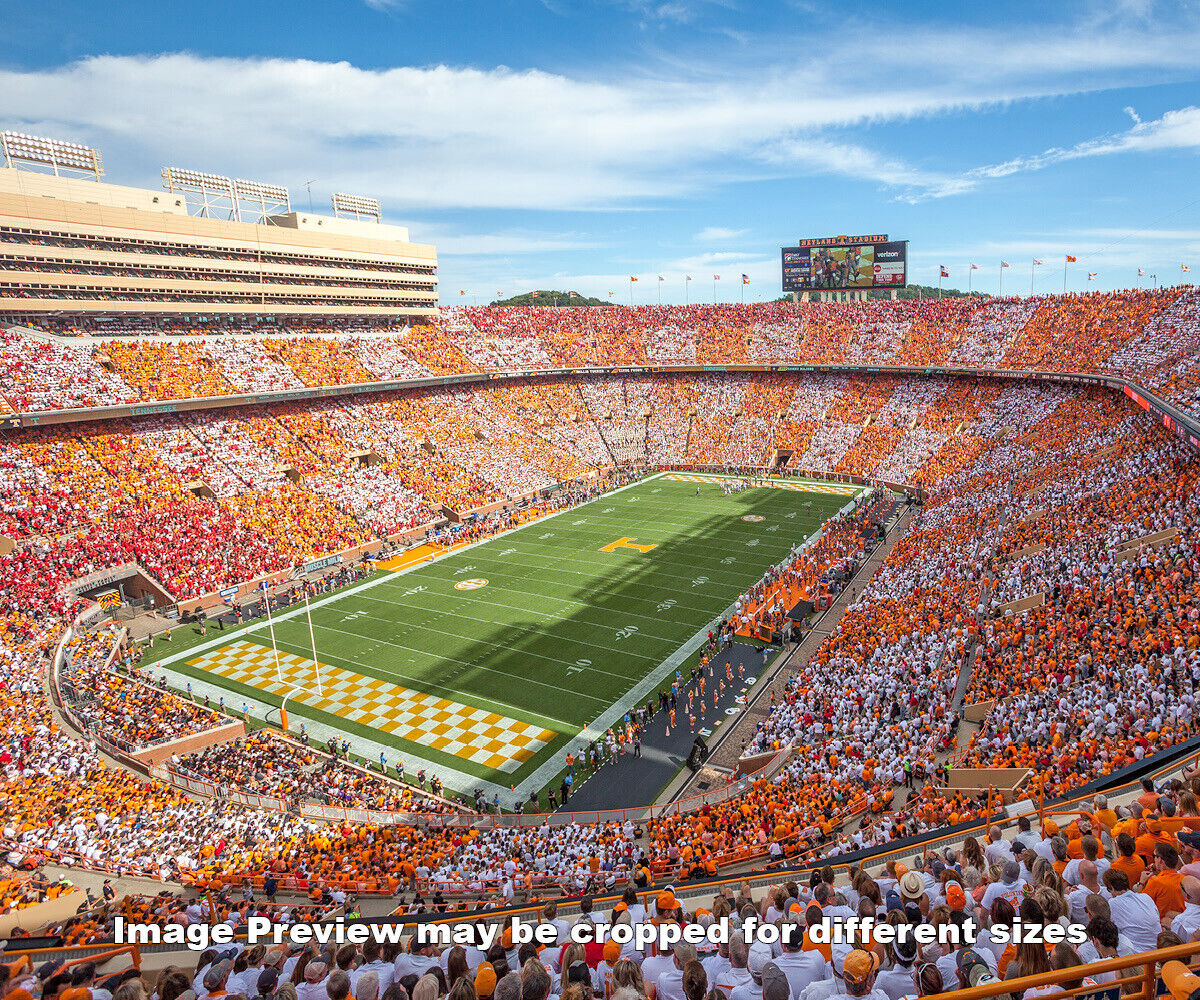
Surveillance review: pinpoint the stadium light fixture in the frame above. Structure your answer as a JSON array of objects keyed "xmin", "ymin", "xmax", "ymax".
[
  {"xmin": 1, "ymin": 131, "xmax": 104, "ymax": 180},
  {"xmin": 331, "ymin": 192, "xmax": 382, "ymax": 223},
  {"xmin": 162, "ymin": 167, "xmax": 239, "ymax": 221},
  {"xmin": 234, "ymin": 178, "xmax": 291, "ymax": 222}
]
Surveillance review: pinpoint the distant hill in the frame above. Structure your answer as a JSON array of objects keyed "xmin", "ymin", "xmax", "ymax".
[{"xmin": 490, "ymin": 290, "xmax": 614, "ymax": 307}]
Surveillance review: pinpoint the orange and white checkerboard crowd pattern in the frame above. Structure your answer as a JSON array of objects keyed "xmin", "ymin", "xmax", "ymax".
[
  {"xmin": 188, "ymin": 640, "xmax": 554, "ymax": 773},
  {"xmin": 661, "ymin": 473, "xmax": 859, "ymax": 495}
]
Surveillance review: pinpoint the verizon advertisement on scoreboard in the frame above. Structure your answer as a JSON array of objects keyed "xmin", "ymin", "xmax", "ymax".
[{"xmin": 782, "ymin": 236, "xmax": 908, "ymax": 291}]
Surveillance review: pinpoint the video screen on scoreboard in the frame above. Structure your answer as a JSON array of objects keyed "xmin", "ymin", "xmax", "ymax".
[{"xmin": 781, "ymin": 239, "xmax": 907, "ymax": 291}]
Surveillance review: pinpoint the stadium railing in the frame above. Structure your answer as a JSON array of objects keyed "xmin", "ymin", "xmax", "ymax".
[
  {"xmin": 934, "ymin": 939, "xmax": 1200, "ymax": 1000},
  {"xmin": 8, "ymin": 361, "xmax": 1198, "ymax": 455}
]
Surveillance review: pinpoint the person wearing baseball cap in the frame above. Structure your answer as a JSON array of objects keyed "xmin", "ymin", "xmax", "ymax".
[
  {"xmin": 201, "ymin": 962, "xmax": 233, "ymax": 1000},
  {"xmin": 774, "ymin": 913, "xmax": 829, "ymax": 998},
  {"xmin": 1163, "ymin": 961, "xmax": 1200, "ymax": 1000},
  {"xmin": 254, "ymin": 969, "xmax": 281, "ymax": 1000},
  {"xmin": 835, "ymin": 949, "xmax": 883, "ymax": 1000},
  {"xmin": 955, "ymin": 950, "xmax": 996, "ymax": 990},
  {"xmin": 659, "ymin": 944, "xmax": 699, "ymax": 1000},
  {"xmin": 760, "ymin": 964, "xmax": 790, "ymax": 1000},
  {"xmin": 593, "ymin": 942, "xmax": 622, "ymax": 998},
  {"xmin": 729, "ymin": 943, "xmax": 773, "ymax": 1000},
  {"xmin": 474, "ymin": 963, "xmax": 496, "ymax": 1000}
]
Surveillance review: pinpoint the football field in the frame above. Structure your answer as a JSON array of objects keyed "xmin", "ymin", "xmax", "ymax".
[{"xmin": 145, "ymin": 473, "xmax": 861, "ymax": 797}]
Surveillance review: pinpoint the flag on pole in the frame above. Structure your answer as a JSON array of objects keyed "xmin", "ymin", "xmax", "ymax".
[
  {"xmin": 1184, "ymin": 264, "xmax": 1192, "ymax": 273},
  {"xmin": 686, "ymin": 275, "xmax": 692, "ymax": 282},
  {"xmin": 608, "ymin": 291, "xmax": 614, "ymax": 297},
  {"xmin": 1065, "ymin": 255, "xmax": 1077, "ymax": 262},
  {"xmin": 459, "ymin": 289, "xmax": 467, "ymax": 295},
  {"xmin": 939, "ymin": 266, "xmax": 949, "ymax": 277},
  {"xmin": 741, "ymin": 273, "xmax": 750, "ymax": 284},
  {"xmin": 531, "ymin": 291, "xmax": 540, "ymax": 298},
  {"xmin": 1138, "ymin": 268, "xmax": 1145, "ymax": 276},
  {"xmin": 1033, "ymin": 258, "xmax": 1044, "ymax": 266},
  {"xmin": 971, "ymin": 264, "xmax": 979, "ymax": 270},
  {"xmin": 658, "ymin": 275, "xmax": 665, "ymax": 282},
  {"xmin": 1001, "ymin": 261, "xmax": 1010, "ymax": 268},
  {"xmin": 1087, "ymin": 272, "xmax": 1097, "ymax": 281},
  {"xmin": 713, "ymin": 274, "xmax": 721, "ymax": 280},
  {"xmin": 630, "ymin": 276, "xmax": 639, "ymax": 282}
]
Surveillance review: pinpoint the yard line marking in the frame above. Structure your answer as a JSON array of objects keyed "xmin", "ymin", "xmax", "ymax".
[
  {"xmin": 307, "ymin": 621, "xmax": 619, "ymax": 706},
  {"xmin": 327, "ymin": 605, "xmax": 653, "ymax": 680},
  {"xmin": 354, "ymin": 591, "xmax": 694, "ymax": 650}
]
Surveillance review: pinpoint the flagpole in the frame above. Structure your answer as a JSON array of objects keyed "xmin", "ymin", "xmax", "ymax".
[
  {"xmin": 1063, "ymin": 258, "xmax": 1067, "ymax": 294},
  {"xmin": 999, "ymin": 262, "xmax": 1003, "ymax": 297},
  {"xmin": 263, "ymin": 582, "xmax": 284, "ymax": 686},
  {"xmin": 968, "ymin": 267, "xmax": 972, "ymax": 295},
  {"xmin": 629, "ymin": 277, "xmax": 633, "ymax": 307},
  {"xmin": 303, "ymin": 587, "xmax": 324, "ymax": 697},
  {"xmin": 1031, "ymin": 259, "xmax": 1035, "ymax": 296},
  {"xmin": 684, "ymin": 277, "xmax": 689, "ymax": 305}
]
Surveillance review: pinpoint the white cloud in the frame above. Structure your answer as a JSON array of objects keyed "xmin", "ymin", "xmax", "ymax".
[
  {"xmin": 896, "ymin": 106, "xmax": 1200, "ymax": 203},
  {"xmin": 1, "ymin": 11, "xmax": 1198, "ymax": 212},
  {"xmin": 693, "ymin": 226, "xmax": 747, "ymax": 242}
]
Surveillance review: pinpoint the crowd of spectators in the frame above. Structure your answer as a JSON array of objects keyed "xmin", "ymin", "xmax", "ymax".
[
  {"xmin": 3, "ymin": 289, "xmax": 1199, "ymax": 426},
  {"xmin": 0, "ymin": 297, "xmax": 1198, "ymax": 922}
]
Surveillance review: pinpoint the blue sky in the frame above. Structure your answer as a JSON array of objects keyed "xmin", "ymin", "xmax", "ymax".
[{"xmin": 2, "ymin": 0, "xmax": 1199, "ymax": 302}]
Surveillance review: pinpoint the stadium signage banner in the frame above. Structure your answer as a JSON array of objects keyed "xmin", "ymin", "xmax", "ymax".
[
  {"xmin": 298, "ymin": 554, "xmax": 342, "ymax": 575},
  {"xmin": 795, "ymin": 234, "xmax": 888, "ymax": 247},
  {"xmin": 782, "ymin": 239, "xmax": 908, "ymax": 291}
]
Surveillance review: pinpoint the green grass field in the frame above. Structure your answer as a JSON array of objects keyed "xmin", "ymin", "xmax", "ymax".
[{"xmin": 145, "ymin": 473, "xmax": 859, "ymax": 795}]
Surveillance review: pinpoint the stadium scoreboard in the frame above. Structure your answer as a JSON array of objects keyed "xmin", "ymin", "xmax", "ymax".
[{"xmin": 781, "ymin": 235, "xmax": 908, "ymax": 291}]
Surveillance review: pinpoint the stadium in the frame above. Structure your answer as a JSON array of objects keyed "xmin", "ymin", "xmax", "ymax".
[{"xmin": 2, "ymin": 9, "xmax": 1200, "ymax": 1000}]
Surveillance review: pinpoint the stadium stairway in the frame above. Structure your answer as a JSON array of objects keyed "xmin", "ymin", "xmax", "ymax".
[{"xmin": 664, "ymin": 503, "xmax": 916, "ymax": 805}]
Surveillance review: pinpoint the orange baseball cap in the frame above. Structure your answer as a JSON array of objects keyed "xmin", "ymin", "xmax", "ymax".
[
  {"xmin": 1162, "ymin": 961, "xmax": 1200, "ymax": 1000},
  {"xmin": 603, "ymin": 941, "xmax": 621, "ymax": 962},
  {"xmin": 946, "ymin": 882, "xmax": 966, "ymax": 911},
  {"xmin": 475, "ymin": 963, "xmax": 497, "ymax": 997},
  {"xmin": 657, "ymin": 890, "xmax": 678, "ymax": 911},
  {"xmin": 842, "ymin": 949, "xmax": 881, "ymax": 986}
]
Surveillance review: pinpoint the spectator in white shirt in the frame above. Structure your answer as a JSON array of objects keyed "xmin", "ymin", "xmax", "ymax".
[
  {"xmin": 1103, "ymin": 868, "xmax": 1163, "ymax": 954},
  {"xmin": 658, "ymin": 944, "xmax": 698, "ymax": 1000},
  {"xmin": 1171, "ymin": 876, "xmax": 1200, "ymax": 942}
]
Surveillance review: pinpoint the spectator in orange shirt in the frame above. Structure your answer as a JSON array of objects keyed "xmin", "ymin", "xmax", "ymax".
[
  {"xmin": 1110, "ymin": 833, "xmax": 1146, "ymax": 888},
  {"xmin": 1141, "ymin": 843, "xmax": 1186, "ymax": 922}
]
